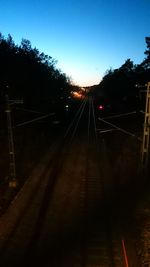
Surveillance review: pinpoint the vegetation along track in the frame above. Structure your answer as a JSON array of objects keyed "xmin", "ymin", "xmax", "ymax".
[{"xmin": 0, "ymin": 96, "xmax": 140, "ymax": 266}]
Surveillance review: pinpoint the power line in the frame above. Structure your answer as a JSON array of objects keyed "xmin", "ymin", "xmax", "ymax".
[
  {"xmin": 98, "ymin": 117, "xmax": 142, "ymax": 141},
  {"xmin": 101, "ymin": 111, "xmax": 137, "ymax": 120},
  {"xmin": 15, "ymin": 107, "xmax": 46, "ymax": 115},
  {"xmin": 16, "ymin": 113, "xmax": 55, "ymax": 127},
  {"xmin": 97, "ymin": 128, "xmax": 115, "ymax": 133}
]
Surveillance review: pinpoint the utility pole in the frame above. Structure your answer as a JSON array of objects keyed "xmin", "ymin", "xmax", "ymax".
[
  {"xmin": 141, "ymin": 82, "xmax": 150, "ymax": 172},
  {"xmin": 5, "ymin": 94, "xmax": 23, "ymax": 188}
]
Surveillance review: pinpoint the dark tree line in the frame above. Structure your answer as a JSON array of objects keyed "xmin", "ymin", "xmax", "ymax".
[
  {"xmin": 0, "ymin": 33, "xmax": 71, "ymax": 111},
  {"xmin": 1, "ymin": 33, "xmax": 149, "ymax": 113},
  {"xmin": 94, "ymin": 37, "xmax": 150, "ymax": 111}
]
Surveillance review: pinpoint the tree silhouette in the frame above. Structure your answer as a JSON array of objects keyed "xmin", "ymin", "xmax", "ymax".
[
  {"xmin": 144, "ymin": 37, "xmax": 150, "ymax": 64},
  {"xmin": 0, "ymin": 33, "xmax": 71, "ymax": 112},
  {"xmin": 93, "ymin": 37, "xmax": 150, "ymax": 112}
]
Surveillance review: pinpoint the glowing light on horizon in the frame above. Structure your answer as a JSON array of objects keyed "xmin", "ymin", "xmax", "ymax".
[
  {"xmin": 56, "ymin": 59, "xmax": 101, "ymax": 87},
  {"xmin": 71, "ymin": 91, "xmax": 85, "ymax": 99},
  {"xmin": 0, "ymin": 0, "xmax": 149, "ymax": 87}
]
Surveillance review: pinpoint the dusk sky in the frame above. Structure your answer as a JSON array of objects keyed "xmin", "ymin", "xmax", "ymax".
[{"xmin": 0, "ymin": 0, "xmax": 150, "ymax": 86}]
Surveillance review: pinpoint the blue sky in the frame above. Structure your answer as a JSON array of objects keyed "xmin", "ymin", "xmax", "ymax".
[{"xmin": 0, "ymin": 0, "xmax": 150, "ymax": 86}]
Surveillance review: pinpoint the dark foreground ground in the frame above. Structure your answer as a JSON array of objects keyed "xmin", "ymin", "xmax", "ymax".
[{"xmin": 0, "ymin": 100, "xmax": 150, "ymax": 266}]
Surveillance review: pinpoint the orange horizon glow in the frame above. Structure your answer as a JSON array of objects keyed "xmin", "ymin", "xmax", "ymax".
[{"xmin": 71, "ymin": 91, "xmax": 85, "ymax": 99}]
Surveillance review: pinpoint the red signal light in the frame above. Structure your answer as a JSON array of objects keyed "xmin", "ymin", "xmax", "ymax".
[{"xmin": 98, "ymin": 105, "xmax": 104, "ymax": 110}]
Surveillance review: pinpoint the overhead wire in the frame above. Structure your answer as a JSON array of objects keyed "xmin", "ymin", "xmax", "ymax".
[
  {"xmin": 101, "ymin": 111, "xmax": 137, "ymax": 120},
  {"xmin": 15, "ymin": 107, "xmax": 47, "ymax": 115},
  {"xmin": 98, "ymin": 117, "xmax": 142, "ymax": 141},
  {"xmin": 16, "ymin": 113, "xmax": 55, "ymax": 127}
]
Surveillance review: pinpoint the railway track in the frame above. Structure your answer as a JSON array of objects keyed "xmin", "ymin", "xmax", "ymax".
[
  {"xmin": 73, "ymin": 140, "xmax": 125, "ymax": 267},
  {"xmin": 0, "ymin": 96, "xmax": 140, "ymax": 266}
]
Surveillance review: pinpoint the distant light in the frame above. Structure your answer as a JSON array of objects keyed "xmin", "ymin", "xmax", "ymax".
[
  {"xmin": 71, "ymin": 91, "xmax": 84, "ymax": 99},
  {"xmin": 65, "ymin": 104, "xmax": 69, "ymax": 111},
  {"xmin": 98, "ymin": 105, "xmax": 104, "ymax": 110}
]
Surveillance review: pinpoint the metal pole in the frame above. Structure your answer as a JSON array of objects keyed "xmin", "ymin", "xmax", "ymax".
[
  {"xmin": 122, "ymin": 240, "xmax": 129, "ymax": 267},
  {"xmin": 141, "ymin": 82, "xmax": 150, "ymax": 172},
  {"xmin": 5, "ymin": 94, "xmax": 17, "ymax": 188}
]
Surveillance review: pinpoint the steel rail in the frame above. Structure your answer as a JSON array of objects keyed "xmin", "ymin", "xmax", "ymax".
[
  {"xmin": 0, "ymin": 98, "xmax": 90, "ymax": 266},
  {"xmin": 78, "ymin": 96, "xmax": 116, "ymax": 267},
  {"xmin": 79, "ymin": 96, "xmax": 136, "ymax": 267},
  {"xmin": 70, "ymin": 98, "xmax": 88, "ymax": 142},
  {"xmin": 0, "ymin": 96, "xmax": 140, "ymax": 266},
  {"xmin": 91, "ymin": 96, "xmax": 98, "ymax": 144},
  {"xmin": 64, "ymin": 97, "xmax": 87, "ymax": 139},
  {"xmin": 0, "ymin": 100, "xmax": 87, "ymax": 266}
]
